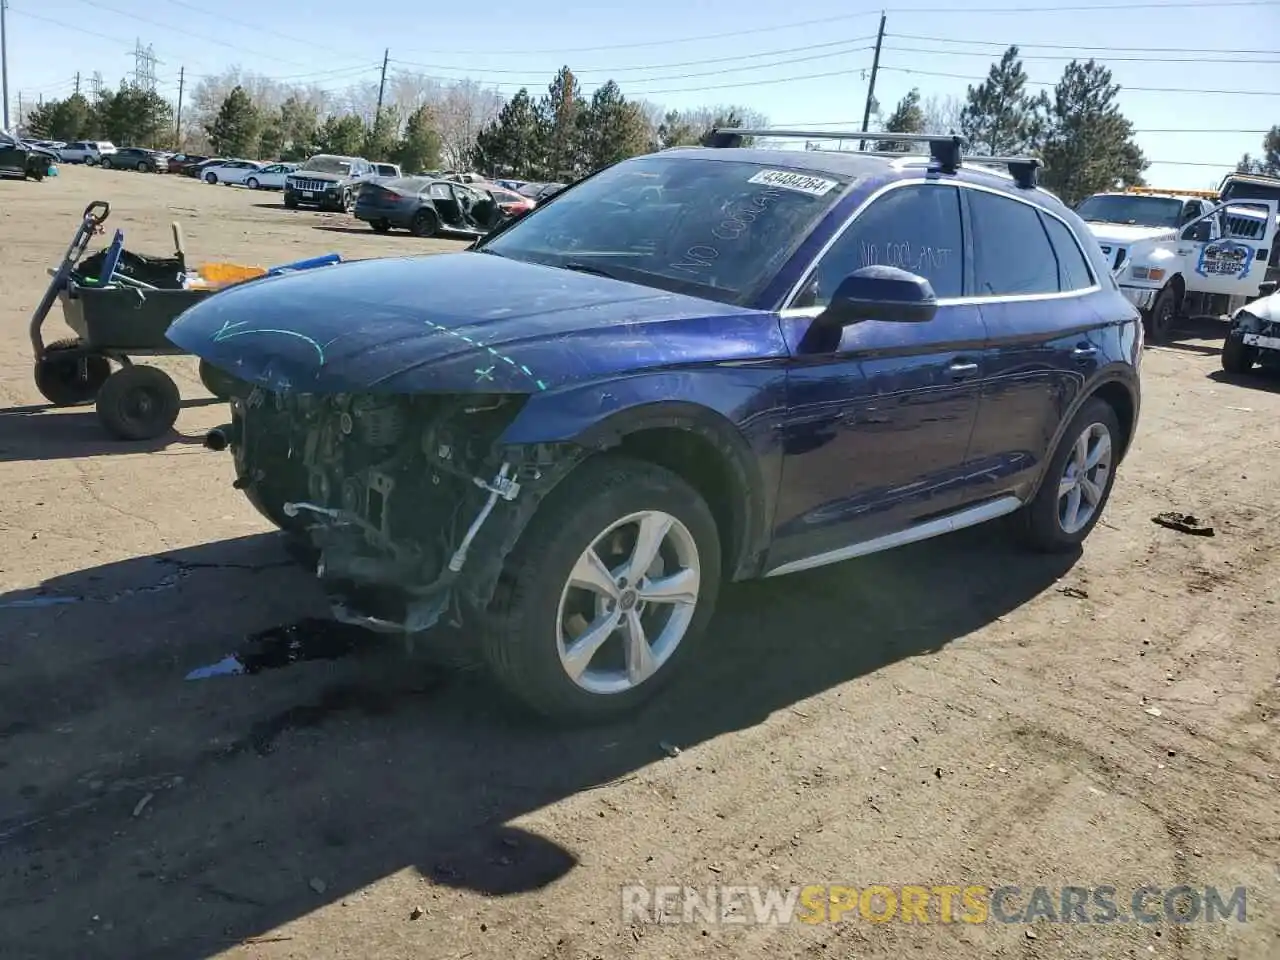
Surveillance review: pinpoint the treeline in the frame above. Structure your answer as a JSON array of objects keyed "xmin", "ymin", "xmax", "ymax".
[{"xmin": 22, "ymin": 49, "xmax": 1280, "ymax": 204}]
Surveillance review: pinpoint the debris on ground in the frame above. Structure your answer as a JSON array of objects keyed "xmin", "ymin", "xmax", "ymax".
[
  {"xmin": 1058, "ymin": 586, "xmax": 1089, "ymax": 599},
  {"xmin": 1152, "ymin": 512, "xmax": 1215, "ymax": 537}
]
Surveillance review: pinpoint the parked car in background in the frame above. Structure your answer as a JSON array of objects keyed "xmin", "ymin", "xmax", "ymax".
[
  {"xmin": 188, "ymin": 158, "xmax": 226, "ymax": 178},
  {"xmin": 284, "ymin": 154, "xmax": 377, "ymax": 211},
  {"xmin": 201, "ymin": 159, "xmax": 263, "ymax": 185},
  {"xmin": 0, "ymin": 130, "xmax": 57, "ymax": 180},
  {"xmin": 166, "ymin": 153, "xmax": 208, "ymax": 175},
  {"xmin": 59, "ymin": 140, "xmax": 117, "ymax": 165},
  {"xmin": 101, "ymin": 147, "xmax": 169, "ymax": 172},
  {"xmin": 172, "ymin": 130, "xmax": 1144, "ymax": 723},
  {"xmin": 22, "ymin": 139, "xmax": 65, "ymax": 159},
  {"xmin": 244, "ymin": 162, "xmax": 298, "ymax": 190},
  {"xmin": 516, "ymin": 181, "xmax": 567, "ymax": 202},
  {"xmin": 484, "ymin": 183, "xmax": 536, "ymax": 217},
  {"xmin": 373, "ymin": 162, "xmax": 402, "ymax": 179},
  {"xmin": 353, "ymin": 175, "xmax": 505, "ymax": 236}
]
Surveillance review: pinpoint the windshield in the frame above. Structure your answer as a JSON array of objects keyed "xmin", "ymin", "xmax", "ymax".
[
  {"xmin": 1221, "ymin": 180, "xmax": 1280, "ymax": 205},
  {"xmin": 1075, "ymin": 195, "xmax": 1184, "ymax": 227},
  {"xmin": 480, "ymin": 156, "xmax": 850, "ymax": 305},
  {"xmin": 300, "ymin": 155, "xmax": 353, "ymax": 174}
]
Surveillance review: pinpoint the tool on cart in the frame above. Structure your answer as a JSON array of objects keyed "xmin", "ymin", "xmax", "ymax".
[{"xmin": 30, "ymin": 201, "xmax": 344, "ymax": 442}]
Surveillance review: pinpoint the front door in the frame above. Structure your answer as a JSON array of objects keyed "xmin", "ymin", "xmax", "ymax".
[
  {"xmin": 1180, "ymin": 199, "xmax": 1278, "ymax": 298},
  {"xmin": 769, "ymin": 182, "xmax": 985, "ymax": 571}
]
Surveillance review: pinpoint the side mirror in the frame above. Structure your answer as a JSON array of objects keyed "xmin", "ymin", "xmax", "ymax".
[
  {"xmin": 1183, "ymin": 221, "xmax": 1212, "ymax": 243},
  {"xmin": 819, "ymin": 265, "xmax": 938, "ymax": 326}
]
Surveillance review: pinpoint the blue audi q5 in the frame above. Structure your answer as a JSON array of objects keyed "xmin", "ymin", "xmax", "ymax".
[{"xmin": 168, "ymin": 130, "xmax": 1143, "ymax": 723}]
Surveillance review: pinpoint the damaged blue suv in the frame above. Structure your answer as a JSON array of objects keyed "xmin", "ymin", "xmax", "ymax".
[{"xmin": 169, "ymin": 130, "xmax": 1142, "ymax": 723}]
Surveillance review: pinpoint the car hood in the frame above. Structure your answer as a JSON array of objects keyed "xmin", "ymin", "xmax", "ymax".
[
  {"xmin": 166, "ymin": 252, "xmax": 786, "ymax": 394},
  {"xmin": 1084, "ymin": 222, "xmax": 1178, "ymax": 245}
]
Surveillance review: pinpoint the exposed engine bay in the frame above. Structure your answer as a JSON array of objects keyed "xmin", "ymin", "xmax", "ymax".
[{"xmin": 206, "ymin": 388, "xmax": 583, "ymax": 633}]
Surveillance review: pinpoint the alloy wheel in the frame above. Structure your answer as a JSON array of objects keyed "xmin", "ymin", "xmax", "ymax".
[
  {"xmin": 1057, "ymin": 422, "xmax": 1113, "ymax": 534},
  {"xmin": 555, "ymin": 510, "xmax": 701, "ymax": 695}
]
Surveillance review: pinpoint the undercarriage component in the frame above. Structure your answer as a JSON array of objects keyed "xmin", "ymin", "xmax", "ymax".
[{"xmin": 219, "ymin": 388, "xmax": 585, "ymax": 635}]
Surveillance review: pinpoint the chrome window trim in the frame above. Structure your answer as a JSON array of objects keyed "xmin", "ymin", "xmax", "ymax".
[{"xmin": 780, "ymin": 176, "xmax": 1101, "ymax": 312}]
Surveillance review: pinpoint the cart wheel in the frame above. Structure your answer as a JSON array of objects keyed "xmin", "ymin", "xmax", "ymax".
[
  {"xmin": 95, "ymin": 365, "xmax": 181, "ymax": 441},
  {"xmin": 34, "ymin": 339, "xmax": 112, "ymax": 406},
  {"xmin": 198, "ymin": 358, "xmax": 248, "ymax": 401}
]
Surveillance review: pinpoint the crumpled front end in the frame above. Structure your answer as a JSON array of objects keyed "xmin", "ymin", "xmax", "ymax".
[{"xmin": 210, "ymin": 387, "xmax": 583, "ymax": 633}]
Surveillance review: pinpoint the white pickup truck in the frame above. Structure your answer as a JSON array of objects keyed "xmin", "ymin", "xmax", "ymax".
[{"xmin": 1075, "ymin": 183, "xmax": 1279, "ymax": 342}]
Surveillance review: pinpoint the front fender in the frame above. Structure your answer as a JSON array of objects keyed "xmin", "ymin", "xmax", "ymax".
[{"xmin": 498, "ymin": 368, "xmax": 789, "ymax": 578}]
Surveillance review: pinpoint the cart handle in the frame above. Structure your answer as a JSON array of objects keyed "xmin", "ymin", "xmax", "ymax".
[{"xmin": 83, "ymin": 201, "xmax": 110, "ymax": 226}]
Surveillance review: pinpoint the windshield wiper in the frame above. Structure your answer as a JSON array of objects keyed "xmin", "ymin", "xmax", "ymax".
[{"xmin": 562, "ymin": 261, "xmax": 620, "ymax": 280}]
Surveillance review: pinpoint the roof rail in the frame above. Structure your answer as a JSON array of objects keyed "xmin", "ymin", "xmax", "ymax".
[{"xmin": 706, "ymin": 127, "xmax": 1043, "ymax": 188}]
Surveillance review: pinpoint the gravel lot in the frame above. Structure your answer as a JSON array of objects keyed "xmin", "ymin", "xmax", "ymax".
[{"xmin": 0, "ymin": 165, "xmax": 1277, "ymax": 960}]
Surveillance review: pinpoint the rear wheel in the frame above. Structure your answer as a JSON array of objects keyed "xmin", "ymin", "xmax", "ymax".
[
  {"xmin": 481, "ymin": 456, "xmax": 722, "ymax": 723},
  {"xmin": 410, "ymin": 208, "xmax": 439, "ymax": 238},
  {"xmin": 1221, "ymin": 332, "xmax": 1258, "ymax": 374},
  {"xmin": 34, "ymin": 339, "xmax": 111, "ymax": 406},
  {"xmin": 1013, "ymin": 397, "xmax": 1122, "ymax": 553}
]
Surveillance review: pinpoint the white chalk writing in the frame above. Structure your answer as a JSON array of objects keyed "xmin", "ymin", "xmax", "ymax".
[{"xmin": 858, "ymin": 240, "xmax": 953, "ymax": 275}]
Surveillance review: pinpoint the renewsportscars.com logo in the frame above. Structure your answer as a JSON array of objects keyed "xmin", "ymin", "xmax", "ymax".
[{"xmin": 621, "ymin": 884, "xmax": 1249, "ymax": 926}]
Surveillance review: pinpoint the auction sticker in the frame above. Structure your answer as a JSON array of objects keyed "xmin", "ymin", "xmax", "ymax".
[{"xmin": 747, "ymin": 169, "xmax": 839, "ymax": 197}]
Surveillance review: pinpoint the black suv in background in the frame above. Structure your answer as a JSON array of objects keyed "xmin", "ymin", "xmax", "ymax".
[
  {"xmin": 284, "ymin": 154, "xmax": 376, "ymax": 211},
  {"xmin": 101, "ymin": 148, "xmax": 169, "ymax": 172},
  {"xmin": 0, "ymin": 130, "xmax": 57, "ymax": 180}
]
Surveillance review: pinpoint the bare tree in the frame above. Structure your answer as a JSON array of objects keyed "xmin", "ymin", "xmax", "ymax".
[
  {"xmin": 434, "ymin": 80, "xmax": 503, "ymax": 170},
  {"xmin": 920, "ymin": 94, "xmax": 963, "ymax": 136}
]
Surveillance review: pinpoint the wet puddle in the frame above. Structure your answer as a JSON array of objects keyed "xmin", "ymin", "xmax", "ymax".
[{"xmin": 185, "ymin": 618, "xmax": 377, "ymax": 680}]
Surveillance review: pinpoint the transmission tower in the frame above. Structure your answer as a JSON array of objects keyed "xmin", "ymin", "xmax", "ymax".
[{"xmin": 129, "ymin": 39, "xmax": 160, "ymax": 91}]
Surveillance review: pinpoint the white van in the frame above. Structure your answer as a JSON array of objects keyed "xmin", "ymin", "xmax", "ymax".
[{"xmin": 59, "ymin": 141, "xmax": 118, "ymax": 165}]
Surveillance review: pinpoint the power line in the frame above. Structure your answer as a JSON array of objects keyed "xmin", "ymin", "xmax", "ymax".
[
  {"xmin": 879, "ymin": 65, "xmax": 1280, "ymax": 96},
  {"xmin": 390, "ymin": 35, "xmax": 877, "ymax": 77},
  {"xmin": 885, "ymin": 32, "xmax": 1280, "ymax": 56},
  {"xmin": 884, "ymin": 43, "xmax": 1280, "ymax": 64}
]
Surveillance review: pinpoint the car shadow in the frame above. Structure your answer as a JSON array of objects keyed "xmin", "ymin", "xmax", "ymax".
[
  {"xmin": 1146, "ymin": 315, "xmax": 1228, "ymax": 357},
  {"xmin": 0, "ymin": 525, "xmax": 1077, "ymax": 959},
  {"xmin": 1207, "ymin": 367, "xmax": 1280, "ymax": 394},
  {"xmin": 0, "ymin": 401, "xmax": 220, "ymax": 462}
]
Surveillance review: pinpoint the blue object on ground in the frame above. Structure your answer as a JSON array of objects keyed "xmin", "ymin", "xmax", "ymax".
[
  {"xmin": 266, "ymin": 252, "xmax": 342, "ymax": 276},
  {"xmin": 47, "ymin": 165, "xmax": 58, "ymax": 176}
]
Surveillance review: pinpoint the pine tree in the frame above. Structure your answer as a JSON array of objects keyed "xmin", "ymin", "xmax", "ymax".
[
  {"xmin": 578, "ymin": 81, "xmax": 649, "ymax": 171},
  {"xmin": 394, "ymin": 106, "xmax": 443, "ymax": 174},
  {"xmin": 959, "ymin": 46, "xmax": 1048, "ymax": 155},
  {"xmin": 472, "ymin": 88, "xmax": 544, "ymax": 179},
  {"xmin": 876, "ymin": 88, "xmax": 926, "ymax": 152},
  {"xmin": 538, "ymin": 67, "xmax": 586, "ymax": 180},
  {"xmin": 207, "ymin": 86, "xmax": 261, "ymax": 157}
]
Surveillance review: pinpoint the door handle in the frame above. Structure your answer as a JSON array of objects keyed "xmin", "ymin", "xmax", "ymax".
[
  {"xmin": 948, "ymin": 360, "xmax": 979, "ymax": 378},
  {"xmin": 1072, "ymin": 344, "xmax": 1098, "ymax": 359}
]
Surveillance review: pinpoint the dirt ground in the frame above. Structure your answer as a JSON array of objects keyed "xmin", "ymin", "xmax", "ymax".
[{"xmin": 0, "ymin": 166, "xmax": 1277, "ymax": 960}]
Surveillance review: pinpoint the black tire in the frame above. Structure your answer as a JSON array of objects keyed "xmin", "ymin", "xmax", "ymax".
[
  {"xmin": 198, "ymin": 358, "xmax": 248, "ymax": 401},
  {"xmin": 95, "ymin": 365, "xmax": 181, "ymax": 441},
  {"xmin": 283, "ymin": 194, "xmax": 298, "ymax": 209},
  {"xmin": 1013, "ymin": 396, "xmax": 1123, "ymax": 553},
  {"xmin": 27, "ymin": 164, "xmax": 45, "ymax": 182},
  {"xmin": 480, "ymin": 455, "xmax": 723, "ymax": 724},
  {"xmin": 1221, "ymin": 332, "xmax": 1258, "ymax": 374},
  {"xmin": 100, "ymin": 158, "xmax": 112, "ymax": 169},
  {"xmin": 34, "ymin": 339, "xmax": 112, "ymax": 406},
  {"xmin": 137, "ymin": 161, "xmax": 149, "ymax": 172},
  {"xmin": 1145, "ymin": 285, "xmax": 1179, "ymax": 344},
  {"xmin": 247, "ymin": 177, "xmax": 260, "ymax": 190},
  {"xmin": 205, "ymin": 172, "xmax": 218, "ymax": 184},
  {"xmin": 410, "ymin": 208, "xmax": 439, "ymax": 238},
  {"xmin": 370, "ymin": 219, "xmax": 391, "ymax": 233}
]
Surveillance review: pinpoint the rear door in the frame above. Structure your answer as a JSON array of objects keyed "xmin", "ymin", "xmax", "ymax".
[
  {"xmin": 1179, "ymin": 199, "xmax": 1278, "ymax": 297},
  {"xmin": 966, "ymin": 187, "xmax": 1111, "ymax": 500}
]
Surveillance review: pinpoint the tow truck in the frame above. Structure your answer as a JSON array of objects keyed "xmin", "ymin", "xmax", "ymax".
[{"xmin": 1075, "ymin": 181, "xmax": 1278, "ymax": 342}]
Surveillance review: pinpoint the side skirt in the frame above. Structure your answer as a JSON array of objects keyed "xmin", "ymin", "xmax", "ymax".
[{"xmin": 763, "ymin": 495, "xmax": 1024, "ymax": 579}]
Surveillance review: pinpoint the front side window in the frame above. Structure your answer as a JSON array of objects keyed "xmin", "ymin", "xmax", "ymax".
[
  {"xmin": 796, "ymin": 183, "xmax": 965, "ymax": 305},
  {"xmin": 480, "ymin": 155, "xmax": 852, "ymax": 306},
  {"xmin": 968, "ymin": 189, "xmax": 1060, "ymax": 297}
]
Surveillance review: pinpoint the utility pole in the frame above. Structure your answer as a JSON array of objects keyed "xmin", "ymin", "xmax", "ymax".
[
  {"xmin": 859, "ymin": 11, "xmax": 886, "ymax": 151},
  {"xmin": 75, "ymin": 71, "xmax": 81, "ymax": 96},
  {"xmin": 373, "ymin": 48, "xmax": 389, "ymax": 132},
  {"xmin": 174, "ymin": 66, "xmax": 184, "ymax": 148},
  {"xmin": 1, "ymin": 0, "xmax": 10, "ymax": 131}
]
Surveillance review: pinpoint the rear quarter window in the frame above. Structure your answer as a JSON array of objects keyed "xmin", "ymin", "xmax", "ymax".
[
  {"xmin": 967, "ymin": 190, "xmax": 1060, "ymax": 297},
  {"xmin": 1040, "ymin": 214, "xmax": 1096, "ymax": 292}
]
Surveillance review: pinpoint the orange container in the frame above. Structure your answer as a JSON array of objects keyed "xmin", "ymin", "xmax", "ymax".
[{"xmin": 196, "ymin": 262, "xmax": 268, "ymax": 286}]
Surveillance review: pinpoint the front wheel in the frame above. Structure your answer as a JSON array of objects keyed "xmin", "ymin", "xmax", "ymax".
[
  {"xmin": 283, "ymin": 194, "xmax": 298, "ymax": 209},
  {"xmin": 370, "ymin": 219, "xmax": 391, "ymax": 233},
  {"xmin": 1013, "ymin": 396, "xmax": 1122, "ymax": 553},
  {"xmin": 246, "ymin": 177, "xmax": 259, "ymax": 190},
  {"xmin": 138, "ymin": 161, "xmax": 149, "ymax": 172},
  {"xmin": 100, "ymin": 158, "xmax": 113, "ymax": 169},
  {"xmin": 1221, "ymin": 332, "xmax": 1258, "ymax": 374},
  {"xmin": 95, "ymin": 364, "xmax": 181, "ymax": 440},
  {"xmin": 1145, "ymin": 285, "xmax": 1179, "ymax": 344},
  {"xmin": 205, "ymin": 172, "xmax": 218, "ymax": 184},
  {"xmin": 481, "ymin": 456, "xmax": 722, "ymax": 723}
]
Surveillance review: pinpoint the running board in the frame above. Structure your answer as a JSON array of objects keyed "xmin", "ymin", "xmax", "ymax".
[{"xmin": 764, "ymin": 496, "xmax": 1024, "ymax": 578}]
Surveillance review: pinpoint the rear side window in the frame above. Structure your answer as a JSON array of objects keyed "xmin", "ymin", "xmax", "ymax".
[
  {"xmin": 1040, "ymin": 214, "xmax": 1096, "ymax": 292},
  {"xmin": 967, "ymin": 190, "xmax": 1059, "ymax": 297},
  {"xmin": 802, "ymin": 183, "xmax": 965, "ymax": 303}
]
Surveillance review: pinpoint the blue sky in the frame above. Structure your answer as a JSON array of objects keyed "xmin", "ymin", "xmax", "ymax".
[{"xmin": 4, "ymin": 0, "xmax": 1277, "ymax": 190}]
